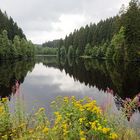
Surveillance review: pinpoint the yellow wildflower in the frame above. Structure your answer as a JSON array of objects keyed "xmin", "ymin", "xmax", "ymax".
[
  {"xmin": 102, "ymin": 127, "xmax": 110, "ymax": 134},
  {"xmin": 2, "ymin": 97, "xmax": 8, "ymax": 102},
  {"xmin": 74, "ymin": 101, "xmax": 84, "ymax": 111},
  {"xmin": 90, "ymin": 121, "xmax": 97, "ymax": 129},
  {"xmin": 55, "ymin": 112, "xmax": 62, "ymax": 124},
  {"xmin": 92, "ymin": 106, "xmax": 101, "ymax": 114},
  {"xmin": 109, "ymin": 133, "xmax": 118, "ymax": 139},
  {"xmin": 62, "ymin": 122, "xmax": 68, "ymax": 136},
  {"xmin": 0, "ymin": 106, "xmax": 4, "ymax": 113},
  {"xmin": 42, "ymin": 127, "xmax": 49, "ymax": 134},
  {"xmin": 80, "ymin": 131, "xmax": 85, "ymax": 136},
  {"xmin": 54, "ymin": 111, "xmax": 60, "ymax": 116},
  {"xmin": 79, "ymin": 117, "xmax": 86, "ymax": 124},
  {"xmin": 64, "ymin": 97, "xmax": 69, "ymax": 103},
  {"xmin": 83, "ymin": 101, "xmax": 96, "ymax": 111},
  {"xmin": 62, "ymin": 122, "xmax": 67, "ymax": 130},
  {"xmin": 80, "ymin": 137, "xmax": 86, "ymax": 140},
  {"xmin": 97, "ymin": 126, "xmax": 102, "ymax": 131}
]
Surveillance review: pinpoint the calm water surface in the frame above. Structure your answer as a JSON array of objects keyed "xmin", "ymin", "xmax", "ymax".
[{"xmin": 0, "ymin": 56, "xmax": 140, "ymax": 128}]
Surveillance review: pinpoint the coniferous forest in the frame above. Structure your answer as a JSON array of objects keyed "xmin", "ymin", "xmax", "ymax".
[
  {"xmin": 0, "ymin": 10, "xmax": 35, "ymax": 59},
  {"xmin": 42, "ymin": 0, "xmax": 140, "ymax": 61},
  {"xmin": 1, "ymin": 0, "xmax": 139, "ymax": 61},
  {"xmin": 0, "ymin": 0, "xmax": 140, "ymax": 139}
]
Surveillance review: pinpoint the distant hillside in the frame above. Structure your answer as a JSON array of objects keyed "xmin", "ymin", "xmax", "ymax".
[
  {"xmin": 42, "ymin": 39, "xmax": 62, "ymax": 48},
  {"xmin": 42, "ymin": 0, "xmax": 140, "ymax": 61},
  {"xmin": 0, "ymin": 9, "xmax": 26, "ymax": 40}
]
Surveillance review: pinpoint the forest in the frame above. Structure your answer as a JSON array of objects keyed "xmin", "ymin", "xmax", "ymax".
[
  {"xmin": 42, "ymin": 0, "xmax": 140, "ymax": 61},
  {"xmin": 35, "ymin": 46, "xmax": 57, "ymax": 55},
  {"xmin": 0, "ymin": 10, "xmax": 35, "ymax": 59}
]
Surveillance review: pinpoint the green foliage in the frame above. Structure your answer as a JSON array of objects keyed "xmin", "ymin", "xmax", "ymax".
[
  {"xmin": 0, "ymin": 10, "xmax": 34, "ymax": 59},
  {"xmin": 35, "ymin": 46, "xmax": 57, "ymax": 55},
  {"xmin": 60, "ymin": 46, "xmax": 66, "ymax": 58},
  {"xmin": 43, "ymin": 16, "xmax": 119, "ymax": 59},
  {"xmin": 91, "ymin": 46, "xmax": 98, "ymax": 58},
  {"xmin": 0, "ymin": 30, "xmax": 11, "ymax": 58},
  {"xmin": 13, "ymin": 35, "xmax": 21, "ymax": 57},
  {"xmin": 76, "ymin": 47, "xmax": 81, "ymax": 56},
  {"xmin": 112, "ymin": 27, "xmax": 125, "ymax": 61},
  {"xmin": 122, "ymin": 0, "xmax": 140, "ymax": 45},
  {"xmin": 106, "ymin": 45, "xmax": 115, "ymax": 59},
  {"xmin": 121, "ymin": 0, "xmax": 140, "ymax": 61},
  {"xmin": 111, "ymin": 27, "xmax": 125, "ymax": 47},
  {"xmin": 0, "ymin": 30, "xmax": 35, "ymax": 59},
  {"xmin": 0, "ymin": 97, "xmax": 139, "ymax": 140},
  {"xmin": 42, "ymin": 39, "xmax": 63, "ymax": 48},
  {"xmin": 84, "ymin": 43, "xmax": 92, "ymax": 56},
  {"xmin": 44, "ymin": 0, "xmax": 140, "ymax": 62},
  {"xmin": 0, "ymin": 10, "xmax": 26, "ymax": 40},
  {"xmin": 68, "ymin": 45, "xmax": 75, "ymax": 58},
  {"xmin": 51, "ymin": 96, "xmax": 118, "ymax": 140},
  {"xmin": 125, "ymin": 44, "xmax": 139, "ymax": 61}
]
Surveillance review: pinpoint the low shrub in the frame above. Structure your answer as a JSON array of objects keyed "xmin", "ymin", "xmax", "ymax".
[{"xmin": 0, "ymin": 96, "xmax": 139, "ymax": 140}]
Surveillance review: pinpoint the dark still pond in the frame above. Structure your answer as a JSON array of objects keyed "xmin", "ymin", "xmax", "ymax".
[{"xmin": 0, "ymin": 56, "xmax": 140, "ymax": 128}]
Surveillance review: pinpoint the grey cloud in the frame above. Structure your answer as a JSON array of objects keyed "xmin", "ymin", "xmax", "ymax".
[{"xmin": 0, "ymin": 0, "xmax": 129, "ymax": 43}]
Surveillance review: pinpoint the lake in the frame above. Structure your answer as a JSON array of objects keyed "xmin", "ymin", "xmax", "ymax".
[{"xmin": 0, "ymin": 56, "xmax": 140, "ymax": 128}]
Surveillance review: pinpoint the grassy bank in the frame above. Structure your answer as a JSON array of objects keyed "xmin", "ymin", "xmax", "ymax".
[{"xmin": 0, "ymin": 97, "xmax": 139, "ymax": 140}]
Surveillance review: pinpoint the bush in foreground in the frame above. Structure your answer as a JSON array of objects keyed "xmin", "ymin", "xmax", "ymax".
[{"xmin": 0, "ymin": 97, "xmax": 139, "ymax": 140}]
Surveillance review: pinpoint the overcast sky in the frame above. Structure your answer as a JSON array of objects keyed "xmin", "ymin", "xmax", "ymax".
[{"xmin": 0, "ymin": 0, "xmax": 129, "ymax": 44}]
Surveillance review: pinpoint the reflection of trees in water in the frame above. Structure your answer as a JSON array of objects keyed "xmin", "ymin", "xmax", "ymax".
[
  {"xmin": 36, "ymin": 56, "xmax": 59, "ymax": 68},
  {"xmin": 38, "ymin": 56, "xmax": 140, "ymax": 120},
  {"xmin": 105, "ymin": 61, "xmax": 140, "ymax": 99},
  {"xmin": 58, "ymin": 58, "xmax": 140, "ymax": 99},
  {"xmin": 0, "ymin": 60, "xmax": 35, "ymax": 100},
  {"xmin": 40, "ymin": 56, "xmax": 140, "ymax": 100},
  {"xmin": 58, "ymin": 58, "xmax": 140, "ymax": 120}
]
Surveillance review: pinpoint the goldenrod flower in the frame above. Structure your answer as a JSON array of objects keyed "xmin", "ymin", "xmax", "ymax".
[
  {"xmin": 42, "ymin": 127, "xmax": 49, "ymax": 134},
  {"xmin": 109, "ymin": 133, "xmax": 118, "ymax": 139},
  {"xmin": 102, "ymin": 127, "xmax": 110, "ymax": 134},
  {"xmin": 0, "ymin": 106, "xmax": 4, "ymax": 113},
  {"xmin": 90, "ymin": 121, "xmax": 97, "ymax": 129},
  {"xmin": 54, "ymin": 112, "xmax": 62, "ymax": 124},
  {"xmin": 79, "ymin": 117, "xmax": 86, "ymax": 124},
  {"xmin": 2, "ymin": 97, "xmax": 8, "ymax": 102},
  {"xmin": 80, "ymin": 137, "xmax": 86, "ymax": 140},
  {"xmin": 80, "ymin": 131, "xmax": 85, "ymax": 136},
  {"xmin": 64, "ymin": 97, "xmax": 69, "ymax": 103}
]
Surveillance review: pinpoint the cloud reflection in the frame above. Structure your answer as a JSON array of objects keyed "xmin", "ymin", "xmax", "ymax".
[{"xmin": 21, "ymin": 63, "xmax": 117, "ymax": 110}]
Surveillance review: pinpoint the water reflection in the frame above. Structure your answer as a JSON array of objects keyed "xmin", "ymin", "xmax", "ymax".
[
  {"xmin": 0, "ymin": 60, "xmax": 35, "ymax": 100},
  {"xmin": 40, "ymin": 56, "xmax": 140, "ymax": 121},
  {"xmin": 58, "ymin": 58, "xmax": 140, "ymax": 100},
  {"xmin": 57, "ymin": 57, "xmax": 140, "ymax": 120},
  {"xmin": 0, "ymin": 57, "xmax": 139, "ymax": 124}
]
